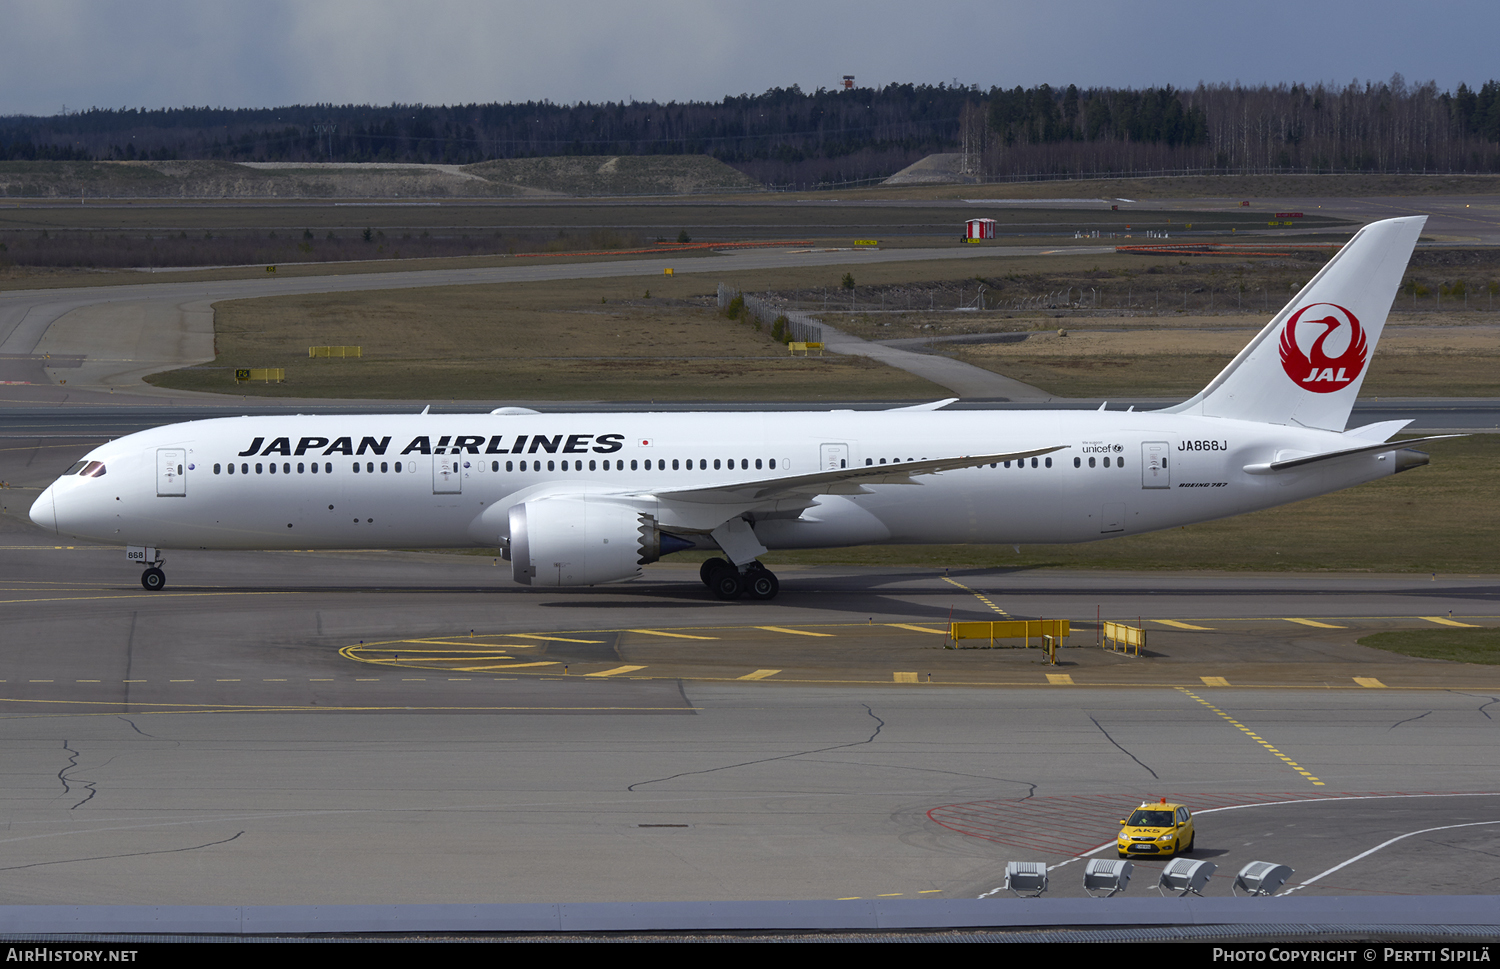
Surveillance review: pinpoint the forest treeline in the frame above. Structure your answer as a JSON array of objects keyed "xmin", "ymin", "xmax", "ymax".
[{"xmin": 2, "ymin": 76, "xmax": 1497, "ymax": 185}]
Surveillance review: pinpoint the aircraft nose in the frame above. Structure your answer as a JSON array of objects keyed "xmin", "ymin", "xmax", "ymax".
[{"xmin": 29, "ymin": 485, "xmax": 57, "ymax": 533}]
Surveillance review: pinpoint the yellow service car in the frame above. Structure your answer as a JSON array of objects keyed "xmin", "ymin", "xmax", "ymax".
[{"xmin": 1116, "ymin": 799, "xmax": 1195, "ymax": 859}]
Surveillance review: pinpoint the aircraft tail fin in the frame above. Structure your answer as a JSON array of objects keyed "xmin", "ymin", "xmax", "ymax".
[{"xmin": 1160, "ymin": 216, "xmax": 1425, "ymax": 430}]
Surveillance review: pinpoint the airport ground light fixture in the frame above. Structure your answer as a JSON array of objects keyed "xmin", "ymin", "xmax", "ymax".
[
  {"xmin": 1082, "ymin": 858, "xmax": 1133, "ymax": 897},
  {"xmin": 1003, "ymin": 861, "xmax": 1049, "ymax": 897},
  {"xmin": 1158, "ymin": 858, "xmax": 1216, "ymax": 896},
  {"xmin": 1233, "ymin": 861, "xmax": 1294, "ymax": 896}
]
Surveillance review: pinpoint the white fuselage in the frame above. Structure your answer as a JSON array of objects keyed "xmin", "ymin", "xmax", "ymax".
[{"xmin": 32, "ymin": 409, "xmax": 1399, "ymax": 553}]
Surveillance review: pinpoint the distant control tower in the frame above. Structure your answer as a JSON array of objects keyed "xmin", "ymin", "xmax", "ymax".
[{"xmin": 842, "ymin": 75, "xmax": 855, "ymax": 90}]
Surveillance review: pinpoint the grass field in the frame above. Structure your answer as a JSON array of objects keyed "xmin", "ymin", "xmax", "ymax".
[
  {"xmin": 1357, "ymin": 628, "xmax": 1500, "ymax": 664},
  {"xmin": 145, "ymin": 273, "xmax": 947, "ymax": 401},
  {"xmin": 943, "ymin": 318, "xmax": 1500, "ymax": 398}
]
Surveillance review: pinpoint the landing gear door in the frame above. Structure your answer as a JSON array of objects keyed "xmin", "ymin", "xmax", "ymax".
[
  {"xmin": 819, "ymin": 443, "xmax": 849, "ymax": 470},
  {"xmin": 1142, "ymin": 441, "xmax": 1171, "ymax": 489},
  {"xmin": 156, "ymin": 448, "xmax": 187, "ymax": 496},
  {"xmin": 433, "ymin": 455, "xmax": 462, "ymax": 494}
]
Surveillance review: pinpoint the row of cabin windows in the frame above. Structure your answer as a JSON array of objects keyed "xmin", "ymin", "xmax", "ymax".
[
  {"xmin": 493, "ymin": 457, "xmax": 778, "ymax": 472},
  {"xmin": 211, "ymin": 455, "xmax": 1127, "ymax": 476},
  {"xmin": 212, "ymin": 458, "xmax": 783, "ymax": 476}
]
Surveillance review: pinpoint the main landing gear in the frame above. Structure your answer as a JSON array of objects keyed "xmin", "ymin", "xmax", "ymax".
[
  {"xmin": 140, "ymin": 566, "xmax": 166, "ymax": 591},
  {"xmin": 699, "ymin": 557, "xmax": 779, "ymax": 601}
]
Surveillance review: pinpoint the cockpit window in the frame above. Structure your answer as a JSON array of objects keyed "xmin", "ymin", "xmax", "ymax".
[
  {"xmin": 80, "ymin": 461, "xmax": 107, "ymax": 478},
  {"xmin": 65, "ymin": 461, "xmax": 89, "ymax": 475}
]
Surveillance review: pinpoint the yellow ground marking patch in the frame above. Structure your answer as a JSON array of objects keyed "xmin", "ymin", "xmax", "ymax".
[
  {"xmin": 941, "ymin": 576, "xmax": 1010, "ymax": 617},
  {"xmin": 1200, "ymin": 676, "xmax": 1230, "ymax": 687},
  {"xmin": 1046, "ymin": 673, "xmax": 1075, "ymax": 685},
  {"xmin": 1156, "ymin": 619, "xmax": 1215, "ymax": 630},
  {"xmin": 738, "ymin": 670, "xmax": 781, "ymax": 680},
  {"xmin": 1421, "ymin": 616, "xmax": 1480, "ymax": 628},
  {"xmin": 1354, "ymin": 677, "xmax": 1387, "ymax": 688},
  {"xmin": 627, "ymin": 629, "xmax": 720, "ymax": 640},
  {"xmin": 887, "ymin": 623, "xmax": 947, "ymax": 634},
  {"xmin": 1283, "ymin": 618, "xmax": 1346, "ymax": 628},
  {"xmin": 586, "ymin": 666, "xmax": 646, "ymax": 677},
  {"xmin": 756, "ymin": 626, "xmax": 834, "ymax": 637},
  {"xmin": 1177, "ymin": 687, "xmax": 1324, "ymax": 786},
  {"xmin": 893, "ymin": 672, "xmax": 918, "ymax": 683}
]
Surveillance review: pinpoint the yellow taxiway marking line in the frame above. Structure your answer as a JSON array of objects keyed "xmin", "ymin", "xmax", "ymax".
[
  {"xmin": 264, "ymin": 679, "xmax": 287, "ymax": 682},
  {"xmin": 401, "ymin": 639, "xmax": 537, "ymax": 649},
  {"xmin": 887, "ymin": 623, "xmax": 947, "ymax": 634},
  {"xmin": 1178, "ymin": 687, "xmax": 1324, "ymax": 786},
  {"xmin": 756, "ymin": 626, "xmax": 834, "ymax": 637},
  {"xmin": 1156, "ymin": 619, "xmax": 1215, "ymax": 630},
  {"xmin": 627, "ymin": 629, "xmax": 719, "ymax": 640},
  {"xmin": 738, "ymin": 669, "xmax": 781, "ymax": 680},
  {"xmin": 355, "ymin": 678, "xmax": 380, "ymax": 681},
  {"xmin": 507, "ymin": 634, "xmax": 607, "ymax": 644},
  {"xmin": 941, "ymin": 576, "xmax": 1009, "ymax": 617},
  {"xmin": 216, "ymin": 679, "xmax": 240, "ymax": 682},
  {"xmin": 169, "ymin": 679, "xmax": 193, "ymax": 683},
  {"xmin": 1354, "ymin": 677, "xmax": 1387, "ymax": 688},
  {"xmin": 1284, "ymin": 618, "xmax": 1346, "ymax": 628},
  {"xmin": 75, "ymin": 680, "xmax": 99, "ymax": 683},
  {"xmin": 0, "ymin": 591, "xmax": 299, "ymax": 605},
  {"xmin": 919, "ymin": 890, "xmax": 943, "ymax": 894},
  {"xmin": 586, "ymin": 666, "xmax": 646, "ymax": 677},
  {"xmin": 1046, "ymin": 673, "xmax": 1075, "ymax": 685},
  {"xmin": 454, "ymin": 662, "xmax": 559, "ymax": 671},
  {"xmin": 1200, "ymin": 676, "xmax": 1231, "ymax": 687},
  {"xmin": 1421, "ymin": 616, "xmax": 1480, "ymax": 628}
]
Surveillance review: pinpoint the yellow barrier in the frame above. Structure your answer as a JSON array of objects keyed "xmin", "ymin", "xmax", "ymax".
[
  {"xmin": 950, "ymin": 620, "xmax": 1070, "ymax": 649},
  {"xmin": 234, "ymin": 368, "xmax": 285, "ymax": 383},
  {"xmin": 788, "ymin": 342, "xmax": 824, "ymax": 356},
  {"xmin": 309, "ymin": 346, "xmax": 362, "ymax": 358},
  {"xmin": 1102, "ymin": 620, "xmax": 1145, "ymax": 657}
]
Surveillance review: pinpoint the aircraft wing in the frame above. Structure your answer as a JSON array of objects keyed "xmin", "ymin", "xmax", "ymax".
[{"xmin": 651, "ymin": 444, "xmax": 1070, "ymax": 505}]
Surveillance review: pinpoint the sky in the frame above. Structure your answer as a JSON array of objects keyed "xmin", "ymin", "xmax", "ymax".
[{"xmin": 2, "ymin": 0, "xmax": 1496, "ymax": 116}]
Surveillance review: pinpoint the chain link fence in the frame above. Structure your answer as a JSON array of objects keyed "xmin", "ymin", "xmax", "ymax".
[{"xmin": 717, "ymin": 284, "xmax": 823, "ymax": 343}]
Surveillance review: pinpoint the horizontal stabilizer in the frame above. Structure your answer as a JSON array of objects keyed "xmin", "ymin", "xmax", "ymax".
[{"xmin": 1242, "ymin": 435, "xmax": 1462, "ymax": 474}]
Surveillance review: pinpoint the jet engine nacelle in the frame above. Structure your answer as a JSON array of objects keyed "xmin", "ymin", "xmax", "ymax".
[{"xmin": 509, "ymin": 498, "xmax": 691, "ymax": 586}]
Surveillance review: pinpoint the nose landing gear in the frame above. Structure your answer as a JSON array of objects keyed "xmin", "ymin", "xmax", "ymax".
[{"xmin": 128, "ymin": 546, "xmax": 166, "ymax": 591}]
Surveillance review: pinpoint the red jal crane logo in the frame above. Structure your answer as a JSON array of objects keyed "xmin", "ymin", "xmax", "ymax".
[{"xmin": 1279, "ymin": 302, "xmax": 1368, "ymax": 393}]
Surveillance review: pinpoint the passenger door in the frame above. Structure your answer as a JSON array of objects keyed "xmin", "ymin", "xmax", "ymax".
[
  {"xmin": 819, "ymin": 443, "xmax": 848, "ymax": 470},
  {"xmin": 1142, "ymin": 441, "xmax": 1171, "ymax": 489},
  {"xmin": 433, "ymin": 455, "xmax": 462, "ymax": 494},
  {"xmin": 156, "ymin": 448, "xmax": 187, "ymax": 497}
]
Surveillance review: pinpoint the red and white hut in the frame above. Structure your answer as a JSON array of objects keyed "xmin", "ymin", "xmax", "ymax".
[{"xmin": 965, "ymin": 218, "xmax": 996, "ymax": 240}]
